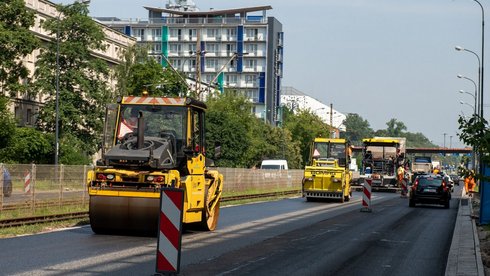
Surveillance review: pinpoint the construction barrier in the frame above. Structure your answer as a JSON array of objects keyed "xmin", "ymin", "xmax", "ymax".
[
  {"xmin": 24, "ymin": 169, "xmax": 31, "ymax": 194},
  {"xmin": 361, "ymin": 178, "xmax": 372, "ymax": 212},
  {"xmin": 156, "ymin": 188, "xmax": 184, "ymax": 274}
]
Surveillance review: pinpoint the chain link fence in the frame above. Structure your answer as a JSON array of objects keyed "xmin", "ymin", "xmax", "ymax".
[{"xmin": 0, "ymin": 164, "xmax": 303, "ymax": 217}]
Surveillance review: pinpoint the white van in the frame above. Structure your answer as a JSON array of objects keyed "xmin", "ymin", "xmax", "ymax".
[{"xmin": 260, "ymin": 159, "xmax": 289, "ymax": 170}]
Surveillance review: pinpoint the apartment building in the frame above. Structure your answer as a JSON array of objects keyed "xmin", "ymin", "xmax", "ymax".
[
  {"xmin": 13, "ymin": 0, "xmax": 135, "ymax": 126},
  {"xmin": 281, "ymin": 86, "xmax": 346, "ymax": 137},
  {"xmin": 96, "ymin": 2, "xmax": 284, "ymax": 124}
]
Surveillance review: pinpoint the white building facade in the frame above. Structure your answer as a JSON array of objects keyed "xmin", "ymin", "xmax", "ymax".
[
  {"xmin": 96, "ymin": 2, "xmax": 284, "ymax": 125},
  {"xmin": 12, "ymin": 0, "xmax": 135, "ymax": 127},
  {"xmin": 281, "ymin": 86, "xmax": 346, "ymax": 137}
]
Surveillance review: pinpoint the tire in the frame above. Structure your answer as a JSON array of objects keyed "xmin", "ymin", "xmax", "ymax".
[
  {"xmin": 200, "ymin": 186, "xmax": 220, "ymax": 231},
  {"xmin": 409, "ymin": 199, "xmax": 415, "ymax": 207},
  {"xmin": 444, "ymin": 201, "xmax": 450, "ymax": 209}
]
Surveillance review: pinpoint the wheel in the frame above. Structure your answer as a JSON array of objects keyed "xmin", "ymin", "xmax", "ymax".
[
  {"xmin": 306, "ymin": 197, "xmax": 312, "ymax": 202},
  {"xmin": 200, "ymin": 186, "xmax": 220, "ymax": 231},
  {"xmin": 409, "ymin": 199, "xmax": 415, "ymax": 207}
]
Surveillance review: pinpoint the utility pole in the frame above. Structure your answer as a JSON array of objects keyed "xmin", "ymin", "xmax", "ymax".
[{"xmin": 330, "ymin": 103, "xmax": 333, "ymax": 138}]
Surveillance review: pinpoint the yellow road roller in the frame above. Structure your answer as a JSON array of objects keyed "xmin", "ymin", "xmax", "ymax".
[{"xmin": 87, "ymin": 95, "xmax": 223, "ymax": 234}]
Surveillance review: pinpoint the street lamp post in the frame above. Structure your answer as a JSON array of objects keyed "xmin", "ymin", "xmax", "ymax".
[
  {"xmin": 460, "ymin": 100, "xmax": 477, "ymax": 114},
  {"xmin": 459, "ymin": 89, "xmax": 477, "ymax": 116},
  {"xmin": 456, "ymin": 47, "xmax": 481, "ymax": 114},
  {"xmin": 55, "ymin": 0, "xmax": 90, "ymax": 165}
]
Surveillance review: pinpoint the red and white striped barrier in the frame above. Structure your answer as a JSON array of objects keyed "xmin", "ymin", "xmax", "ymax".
[
  {"xmin": 361, "ymin": 178, "xmax": 372, "ymax": 212},
  {"xmin": 24, "ymin": 170, "xmax": 31, "ymax": 194},
  {"xmin": 156, "ymin": 188, "xmax": 184, "ymax": 274}
]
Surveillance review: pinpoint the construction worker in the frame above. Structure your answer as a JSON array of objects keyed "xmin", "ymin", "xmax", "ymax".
[
  {"xmin": 465, "ymin": 172, "xmax": 476, "ymax": 195},
  {"xmin": 398, "ymin": 165, "xmax": 407, "ymax": 196}
]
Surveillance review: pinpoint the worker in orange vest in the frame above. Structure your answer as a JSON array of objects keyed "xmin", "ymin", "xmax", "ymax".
[{"xmin": 465, "ymin": 172, "xmax": 476, "ymax": 195}]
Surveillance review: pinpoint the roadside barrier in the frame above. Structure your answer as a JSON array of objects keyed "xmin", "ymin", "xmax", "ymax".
[
  {"xmin": 156, "ymin": 188, "xmax": 184, "ymax": 274},
  {"xmin": 24, "ymin": 170, "xmax": 31, "ymax": 194},
  {"xmin": 361, "ymin": 178, "xmax": 372, "ymax": 212}
]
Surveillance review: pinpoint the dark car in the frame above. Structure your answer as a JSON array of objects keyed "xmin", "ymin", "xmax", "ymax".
[
  {"xmin": 450, "ymin": 174, "xmax": 461, "ymax": 186},
  {"xmin": 2, "ymin": 167, "xmax": 12, "ymax": 197},
  {"xmin": 409, "ymin": 174, "xmax": 450, "ymax": 208}
]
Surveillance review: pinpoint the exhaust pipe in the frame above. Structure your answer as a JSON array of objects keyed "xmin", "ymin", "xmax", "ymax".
[{"xmin": 137, "ymin": 111, "xmax": 144, "ymax": 149}]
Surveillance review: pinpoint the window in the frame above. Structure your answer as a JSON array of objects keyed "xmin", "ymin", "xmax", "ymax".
[
  {"xmin": 152, "ymin": 43, "xmax": 161, "ymax": 53},
  {"xmin": 169, "ymin": 28, "xmax": 182, "ymax": 39},
  {"xmin": 246, "ymin": 59, "xmax": 257, "ymax": 69},
  {"xmin": 225, "ymin": 28, "xmax": 236, "ymax": 39},
  {"xmin": 206, "ymin": 43, "xmax": 218, "ymax": 54},
  {"xmin": 169, "ymin": 43, "xmax": 182, "ymax": 54},
  {"xmin": 188, "ymin": 43, "xmax": 196, "ymax": 54},
  {"xmin": 171, "ymin": 59, "xmax": 182, "ymax": 68},
  {"xmin": 226, "ymin": 43, "xmax": 236, "ymax": 55},
  {"xmin": 246, "ymin": 44, "xmax": 258, "ymax": 55},
  {"xmin": 151, "ymin": 28, "xmax": 162, "ymax": 41},
  {"xmin": 207, "ymin": 28, "xmax": 218, "ymax": 39},
  {"xmin": 191, "ymin": 110, "xmax": 205, "ymax": 154},
  {"xmin": 206, "ymin": 58, "xmax": 218, "ymax": 69},
  {"xmin": 244, "ymin": 89, "xmax": 259, "ymax": 102},
  {"xmin": 225, "ymin": 74, "xmax": 237, "ymax": 85},
  {"xmin": 188, "ymin": 28, "xmax": 197, "ymax": 39},
  {"xmin": 133, "ymin": 28, "xmax": 145, "ymax": 41},
  {"xmin": 246, "ymin": 28, "xmax": 258, "ymax": 40},
  {"xmin": 245, "ymin": 75, "xmax": 257, "ymax": 85}
]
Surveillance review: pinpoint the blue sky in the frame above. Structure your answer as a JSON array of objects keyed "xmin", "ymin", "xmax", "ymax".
[{"xmin": 57, "ymin": 0, "xmax": 486, "ymax": 148}]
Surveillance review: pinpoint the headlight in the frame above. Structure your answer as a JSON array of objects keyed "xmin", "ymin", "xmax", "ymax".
[
  {"xmin": 106, "ymin": 174, "xmax": 115, "ymax": 180},
  {"xmin": 147, "ymin": 176, "xmax": 155, "ymax": 181}
]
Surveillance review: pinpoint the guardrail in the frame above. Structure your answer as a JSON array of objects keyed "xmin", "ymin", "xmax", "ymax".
[{"xmin": 0, "ymin": 164, "xmax": 303, "ymax": 218}]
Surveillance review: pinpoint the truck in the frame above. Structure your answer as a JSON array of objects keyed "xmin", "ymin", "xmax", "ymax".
[
  {"xmin": 302, "ymin": 138, "xmax": 352, "ymax": 202},
  {"xmin": 86, "ymin": 94, "xmax": 223, "ymax": 234},
  {"xmin": 360, "ymin": 137, "xmax": 407, "ymax": 192},
  {"xmin": 412, "ymin": 156, "xmax": 433, "ymax": 174}
]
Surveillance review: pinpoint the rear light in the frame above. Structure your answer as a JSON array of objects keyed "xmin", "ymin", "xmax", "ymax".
[
  {"xmin": 155, "ymin": 176, "xmax": 164, "ymax": 183},
  {"xmin": 413, "ymin": 180, "xmax": 419, "ymax": 190},
  {"xmin": 96, "ymin": 174, "xmax": 107, "ymax": 180}
]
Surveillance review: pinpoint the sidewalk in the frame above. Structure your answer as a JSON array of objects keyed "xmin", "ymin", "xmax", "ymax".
[{"xmin": 446, "ymin": 191, "xmax": 485, "ymax": 276}]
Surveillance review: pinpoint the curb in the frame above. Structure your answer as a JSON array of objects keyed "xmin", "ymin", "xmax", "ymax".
[{"xmin": 445, "ymin": 190, "xmax": 485, "ymax": 276}]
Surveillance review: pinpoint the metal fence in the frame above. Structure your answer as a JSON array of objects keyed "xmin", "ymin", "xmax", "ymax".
[{"xmin": 0, "ymin": 164, "xmax": 303, "ymax": 214}]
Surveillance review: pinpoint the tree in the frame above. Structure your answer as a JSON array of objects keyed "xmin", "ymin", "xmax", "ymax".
[
  {"xmin": 0, "ymin": 0, "xmax": 39, "ymax": 96},
  {"xmin": 0, "ymin": 96, "xmax": 17, "ymax": 160},
  {"xmin": 458, "ymin": 115, "xmax": 489, "ymax": 179},
  {"xmin": 283, "ymin": 107, "xmax": 330, "ymax": 166},
  {"xmin": 384, "ymin": 118, "xmax": 407, "ymax": 137},
  {"xmin": 205, "ymin": 91, "xmax": 254, "ymax": 167},
  {"xmin": 33, "ymin": 3, "xmax": 110, "ymax": 160},
  {"xmin": 113, "ymin": 45, "xmax": 188, "ymax": 97},
  {"xmin": 0, "ymin": 127, "xmax": 53, "ymax": 164},
  {"xmin": 343, "ymin": 113, "xmax": 374, "ymax": 146}
]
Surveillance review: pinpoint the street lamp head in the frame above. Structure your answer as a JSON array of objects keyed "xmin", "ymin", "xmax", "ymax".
[
  {"xmin": 457, "ymin": 74, "xmax": 463, "ymax": 79},
  {"xmin": 460, "ymin": 100, "xmax": 465, "ymax": 104},
  {"xmin": 459, "ymin": 90, "xmax": 464, "ymax": 94},
  {"xmin": 455, "ymin": 45, "xmax": 464, "ymax": 51}
]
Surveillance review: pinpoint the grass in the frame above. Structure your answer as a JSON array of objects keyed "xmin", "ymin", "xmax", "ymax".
[
  {"xmin": 0, "ymin": 204, "xmax": 88, "ymax": 220},
  {"xmin": 0, "ymin": 218, "xmax": 89, "ymax": 238}
]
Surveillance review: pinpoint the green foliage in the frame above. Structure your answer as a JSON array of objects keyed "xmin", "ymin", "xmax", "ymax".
[
  {"xmin": 343, "ymin": 113, "xmax": 374, "ymax": 146},
  {"xmin": 0, "ymin": 127, "xmax": 53, "ymax": 164},
  {"xmin": 205, "ymin": 91, "xmax": 302, "ymax": 168},
  {"xmin": 0, "ymin": 96, "xmax": 16, "ymax": 151},
  {"xmin": 33, "ymin": 2, "xmax": 110, "ymax": 159},
  {"xmin": 59, "ymin": 133, "xmax": 92, "ymax": 165},
  {"xmin": 113, "ymin": 45, "xmax": 188, "ymax": 97},
  {"xmin": 0, "ymin": 0, "xmax": 39, "ymax": 96},
  {"xmin": 458, "ymin": 114, "xmax": 489, "ymax": 179},
  {"xmin": 283, "ymin": 107, "xmax": 330, "ymax": 167}
]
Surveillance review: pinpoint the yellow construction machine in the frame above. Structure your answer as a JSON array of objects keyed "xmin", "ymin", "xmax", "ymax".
[
  {"xmin": 87, "ymin": 95, "xmax": 223, "ymax": 234},
  {"xmin": 302, "ymin": 138, "xmax": 352, "ymax": 202}
]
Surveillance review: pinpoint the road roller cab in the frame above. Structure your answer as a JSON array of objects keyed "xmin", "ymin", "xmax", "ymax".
[{"xmin": 87, "ymin": 95, "xmax": 223, "ymax": 235}]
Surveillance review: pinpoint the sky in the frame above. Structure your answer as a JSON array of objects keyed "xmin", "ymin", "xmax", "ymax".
[{"xmin": 56, "ymin": 0, "xmax": 486, "ymax": 148}]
